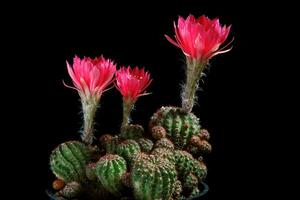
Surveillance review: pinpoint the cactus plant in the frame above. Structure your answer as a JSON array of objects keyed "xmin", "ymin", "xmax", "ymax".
[
  {"xmin": 116, "ymin": 139, "xmax": 141, "ymax": 165},
  {"xmin": 137, "ymin": 138, "xmax": 153, "ymax": 153},
  {"xmin": 95, "ymin": 154, "xmax": 127, "ymax": 196},
  {"xmin": 48, "ymin": 13, "xmax": 233, "ymax": 200},
  {"xmin": 131, "ymin": 153, "xmax": 177, "ymax": 200},
  {"xmin": 174, "ymin": 150, "xmax": 207, "ymax": 182},
  {"xmin": 50, "ymin": 141, "xmax": 91, "ymax": 183},
  {"xmin": 149, "ymin": 106, "xmax": 201, "ymax": 149},
  {"xmin": 120, "ymin": 124, "xmax": 144, "ymax": 140},
  {"xmin": 99, "ymin": 134, "xmax": 119, "ymax": 154}
]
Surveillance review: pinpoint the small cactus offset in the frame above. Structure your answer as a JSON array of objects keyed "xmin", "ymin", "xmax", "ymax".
[
  {"xmin": 95, "ymin": 154, "xmax": 127, "ymax": 196},
  {"xmin": 50, "ymin": 141, "xmax": 91, "ymax": 184},
  {"xmin": 131, "ymin": 153, "xmax": 177, "ymax": 200},
  {"xmin": 116, "ymin": 139, "xmax": 141, "ymax": 165},
  {"xmin": 49, "ymin": 13, "xmax": 233, "ymax": 199},
  {"xmin": 120, "ymin": 124, "xmax": 144, "ymax": 140},
  {"xmin": 137, "ymin": 138, "xmax": 153, "ymax": 153},
  {"xmin": 99, "ymin": 134, "xmax": 119, "ymax": 154},
  {"xmin": 174, "ymin": 150, "xmax": 207, "ymax": 182},
  {"xmin": 149, "ymin": 106, "xmax": 201, "ymax": 149}
]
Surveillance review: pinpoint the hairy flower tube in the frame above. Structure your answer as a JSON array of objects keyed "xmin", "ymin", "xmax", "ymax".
[
  {"xmin": 115, "ymin": 66, "xmax": 152, "ymax": 128},
  {"xmin": 66, "ymin": 55, "xmax": 116, "ymax": 144}
]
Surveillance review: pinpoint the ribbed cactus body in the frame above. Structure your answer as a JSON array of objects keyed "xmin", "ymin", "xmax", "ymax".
[
  {"xmin": 150, "ymin": 106, "xmax": 201, "ymax": 149},
  {"xmin": 120, "ymin": 124, "xmax": 144, "ymax": 140},
  {"xmin": 50, "ymin": 141, "xmax": 91, "ymax": 183},
  {"xmin": 95, "ymin": 154, "xmax": 127, "ymax": 196},
  {"xmin": 151, "ymin": 147, "xmax": 175, "ymax": 163},
  {"xmin": 154, "ymin": 138, "xmax": 174, "ymax": 150},
  {"xmin": 137, "ymin": 138, "xmax": 153, "ymax": 153},
  {"xmin": 183, "ymin": 173, "xmax": 198, "ymax": 189},
  {"xmin": 116, "ymin": 139, "xmax": 141, "ymax": 164},
  {"xmin": 174, "ymin": 150, "xmax": 207, "ymax": 182},
  {"xmin": 131, "ymin": 154, "xmax": 177, "ymax": 200}
]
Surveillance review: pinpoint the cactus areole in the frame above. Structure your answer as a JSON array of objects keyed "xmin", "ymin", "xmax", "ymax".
[{"xmin": 48, "ymin": 14, "xmax": 232, "ymax": 200}]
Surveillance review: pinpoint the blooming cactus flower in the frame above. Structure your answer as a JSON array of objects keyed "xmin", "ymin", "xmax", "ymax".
[
  {"xmin": 165, "ymin": 15, "xmax": 232, "ymax": 63},
  {"xmin": 166, "ymin": 14, "xmax": 233, "ymax": 112},
  {"xmin": 115, "ymin": 66, "xmax": 152, "ymax": 103},
  {"xmin": 66, "ymin": 55, "xmax": 116, "ymax": 101},
  {"xmin": 115, "ymin": 66, "xmax": 152, "ymax": 127},
  {"xmin": 66, "ymin": 55, "xmax": 116, "ymax": 144}
]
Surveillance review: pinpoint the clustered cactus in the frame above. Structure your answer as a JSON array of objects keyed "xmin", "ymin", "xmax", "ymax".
[
  {"xmin": 49, "ymin": 118, "xmax": 211, "ymax": 199},
  {"xmin": 49, "ymin": 14, "xmax": 232, "ymax": 200}
]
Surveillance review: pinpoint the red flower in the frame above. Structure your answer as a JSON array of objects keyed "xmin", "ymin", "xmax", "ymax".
[
  {"xmin": 115, "ymin": 66, "xmax": 152, "ymax": 102},
  {"xmin": 165, "ymin": 15, "xmax": 232, "ymax": 62},
  {"xmin": 66, "ymin": 55, "xmax": 116, "ymax": 100}
]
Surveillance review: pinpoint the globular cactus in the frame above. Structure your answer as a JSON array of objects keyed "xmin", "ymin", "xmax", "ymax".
[
  {"xmin": 151, "ymin": 147, "xmax": 175, "ymax": 163},
  {"xmin": 50, "ymin": 141, "xmax": 91, "ymax": 184},
  {"xmin": 149, "ymin": 106, "xmax": 201, "ymax": 149},
  {"xmin": 99, "ymin": 134, "xmax": 119, "ymax": 154},
  {"xmin": 137, "ymin": 138, "xmax": 153, "ymax": 153},
  {"xmin": 183, "ymin": 173, "xmax": 198, "ymax": 189},
  {"xmin": 151, "ymin": 125, "xmax": 167, "ymax": 140},
  {"xmin": 189, "ymin": 132, "xmax": 211, "ymax": 154},
  {"xmin": 174, "ymin": 150, "xmax": 207, "ymax": 182},
  {"xmin": 131, "ymin": 153, "xmax": 177, "ymax": 200},
  {"xmin": 154, "ymin": 138, "xmax": 174, "ymax": 150},
  {"xmin": 116, "ymin": 139, "xmax": 141, "ymax": 164},
  {"xmin": 120, "ymin": 124, "xmax": 144, "ymax": 140},
  {"xmin": 95, "ymin": 154, "xmax": 127, "ymax": 196},
  {"xmin": 151, "ymin": 138, "xmax": 176, "ymax": 163}
]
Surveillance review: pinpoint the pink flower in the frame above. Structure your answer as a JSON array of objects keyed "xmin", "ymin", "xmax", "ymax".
[
  {"xmin": 66, "ymin": 55, "xmax": 116, "ymax": 100},
  {"xmin": 115, "ymin": 66, "xmax": 152, "ymax": 102},
  {"xmin": 165, "ymin": 15, "xmax": 232, "ymax": 62}
]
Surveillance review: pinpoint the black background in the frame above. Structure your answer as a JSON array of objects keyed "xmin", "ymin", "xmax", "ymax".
[{"xmin": 4, "ymin": 0, "xmax": 287, "ymax": 199}]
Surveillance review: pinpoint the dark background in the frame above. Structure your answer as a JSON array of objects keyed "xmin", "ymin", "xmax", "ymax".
[{"xmin": 4, "ymin": 0, "xmax": 288, "ymax": 199}]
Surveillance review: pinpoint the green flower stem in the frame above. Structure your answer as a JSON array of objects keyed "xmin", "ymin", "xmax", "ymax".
[
  {"xmin": 181, "ymin": 59, "xmax": 205, "ymax": 112},
  {"xmin": 121, "ymin": 98, "xmax": 135, "ymax": 128},
  {"xmin": 81, "ymin": 96, "xmax": 98, "ymax": 145}
]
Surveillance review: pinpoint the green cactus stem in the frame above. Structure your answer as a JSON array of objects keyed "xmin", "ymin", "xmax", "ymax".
[
  {"xmin": 116, "ymin": 139, "xmax": 141, "ymax": 165},
  {"xmin": 50, "ymin": 141, "xmax": 91, "ymax": 184},
  {"xmin": 154, "ymin": 138, "xmax": 175, "ymax": 150},
  {"xmin": 120, "ymin": 124, "xmax": 144, "ymax": 140},
  {"xmin": 174, "ymin": 150, "xmax": 207, "ymax": 182},
  {"xmin": 99, "ymin": 134, "xmax": 119, "ymax": 154},
  {"xmin": 151, "ymin": 147, "xmax": 176, "ymax": 164},
  {"xmin": 95, "ymin": 154, "xmax": 127, "ymax": 196},
  {"xmin": 137, "ymin": 138, "xmax": 154, "ymax": 153},
  {"xmin": 150, "ymin": 106, "xmax": 201, "ymax": 149},
  {"xmin": 131, "ymin": 153, "xmax": 177, "ymax": 200}
]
